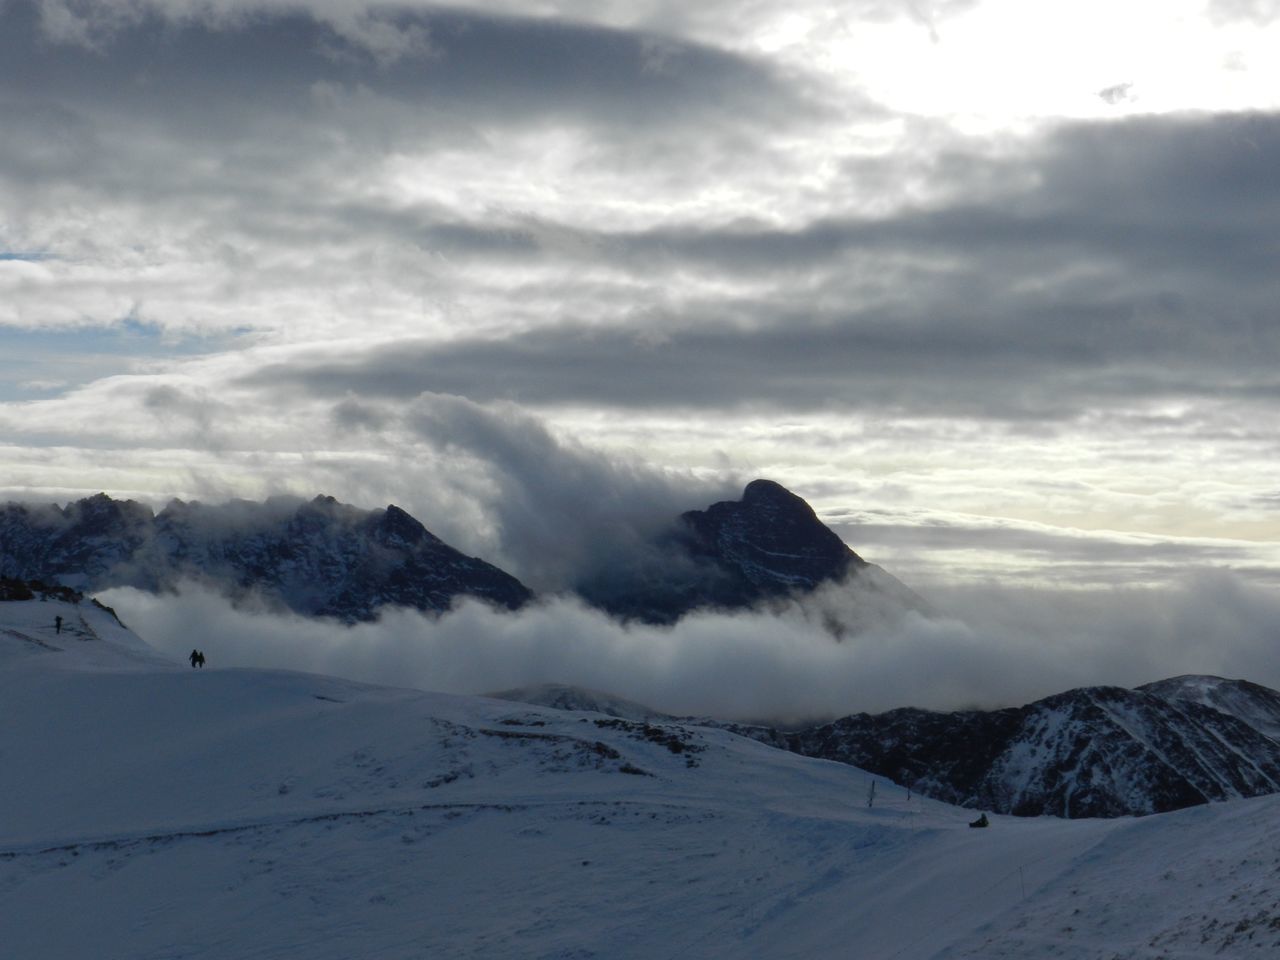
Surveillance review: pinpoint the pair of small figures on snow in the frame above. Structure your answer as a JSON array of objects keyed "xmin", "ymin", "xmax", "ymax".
[{"xmin": 189, "ymin": 649, "xmax": 206, "ymax": 669}]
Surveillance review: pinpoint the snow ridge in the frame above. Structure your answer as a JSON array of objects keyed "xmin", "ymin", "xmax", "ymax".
[{"xmin": 735, "ymin": 681, "xmax": 1280, "ymax": 819}]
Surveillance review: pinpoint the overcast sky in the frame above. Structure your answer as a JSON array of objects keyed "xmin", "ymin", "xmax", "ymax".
[{"xmin": 3, "ymin": 0, "xmax": 1280, "ymax": 606}]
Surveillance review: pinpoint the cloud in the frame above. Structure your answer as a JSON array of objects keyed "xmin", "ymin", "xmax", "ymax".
[
  {"xmin": 3, "ymin": 0, "xmax": 1279, "ymax": 606},
  {"xmin": 1098, "ymin": 82, "xmax": 1136, "ymax": 106},
  {"xmin": 399, "ymin": 392, "xmax": 734, "ymax": 591},
  {"xmin": 832, "ymin": 513, "xmax": 1280, "ymax": 588},
  {"xmin": 221, "ymin": 111, "xmax": 1280, "ymax": 425},
  {"xmin": 101, "ymin": 568, "xmax": 1280, "ymax": 724},
  {"xmin": 1206, "ymin": 0, "xmax": 1280, "ymax": 25}
]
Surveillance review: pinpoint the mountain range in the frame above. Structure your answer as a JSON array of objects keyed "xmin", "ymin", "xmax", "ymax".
[
  {"xmin": 7, "ymin": 484, "xmax": 1280, "ymax": 822},
  {"xmin": 0, "ymin": 480, "xmax": 913, "ymax": 625},
  {"xmin": 0, "ymin": 492, "xmax": 532, "ymax": 622},
  {"xmin": 502, "ymin": 675, "xmax": 1280, "ymax": 820}
]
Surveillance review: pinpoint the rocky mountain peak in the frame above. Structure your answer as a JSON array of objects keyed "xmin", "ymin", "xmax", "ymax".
[
  {"xmin": 741, "ymin": 478, "xmax": 804, "ymax": 506},
  {"xmin": 577, "ymin": 479, "xmax": 887, "ymax": 626},
  {"xmin": 680, "ymin": 479, "xmax": 864, "ymax": 590}
]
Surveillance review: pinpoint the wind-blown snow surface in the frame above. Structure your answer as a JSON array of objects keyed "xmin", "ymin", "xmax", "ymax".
[{"xmin": 3, "ymin": 599, "xmax": 1279, "ymax": 959}]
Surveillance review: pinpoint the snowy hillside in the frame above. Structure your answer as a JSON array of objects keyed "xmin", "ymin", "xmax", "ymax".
[
  {"xmin": 1140, "ymin": 674, "xmax": 1280, "ymax": 741},
  {"xmin": 712, "ymin": 682, "xmax": 1280, "ymax": 819},
  {"xmin": 3, "ymin": 595, "xmax": 1279, "ymax": 959}
]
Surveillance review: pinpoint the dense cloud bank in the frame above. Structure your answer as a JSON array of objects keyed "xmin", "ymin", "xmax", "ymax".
[{"xmin": 104, "ymin": 569, "xmax": 1280, "ymax": 723}]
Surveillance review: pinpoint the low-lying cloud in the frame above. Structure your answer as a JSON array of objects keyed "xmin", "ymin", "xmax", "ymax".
[{"xmin": 103, "ymin": 568, "xmax": 1280, "ymax": 724}]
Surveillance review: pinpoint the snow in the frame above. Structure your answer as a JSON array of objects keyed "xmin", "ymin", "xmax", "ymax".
[{"xmin": 3, "ymin": 596, "xmax": 1279, "ymax": 958}]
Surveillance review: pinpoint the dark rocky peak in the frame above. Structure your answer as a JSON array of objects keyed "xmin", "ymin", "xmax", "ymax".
[
  {"xmin": 680, "ymin": 479, "xmax": 864, "ymax": 590},
  {"xmin": 576, "ymin": 479, "xmax": 887, "ymax": 625},
  {"xmin": 742, "ymin": 478, "xmax": 813, "ymax": 510},
  {"xmin": 62, "ymin": 493, "xmax": 154, "ymax": 535},
  {"xmin": 373, "ymin": 504, "xmax": 442, "ymax": 549},
  {"xmin": 292, "ymin": 494, "xmax": 360, "ymax": 529}
]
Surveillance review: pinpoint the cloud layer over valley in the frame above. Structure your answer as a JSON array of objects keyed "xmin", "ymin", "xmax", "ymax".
[{"xmin": 105, "ymin": 568, "xmax": 1280, "ymax": 723}]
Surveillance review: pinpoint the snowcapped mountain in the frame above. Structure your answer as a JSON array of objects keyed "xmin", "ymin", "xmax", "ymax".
[
  {"xmin": 0, "ymin": 493, "xmax": 532, "ymax": 622},
  {"xmin": 4, "ymin": 592, "xmax": 1279, "ymax": 959},
  {"xmin": 577, "ymin": 478, "xmax": 926, "ymax": 626},
  {"xmin": 1139, "ymin": 674, "xmax": 1280, "ymax": 741},
  {"xmin": 1, "ymin": 480, "xmax": 920, "ymax": 628},
  {"xmin": 743, "ymin": 679, "xmax": 1280, "ymax": 819}
]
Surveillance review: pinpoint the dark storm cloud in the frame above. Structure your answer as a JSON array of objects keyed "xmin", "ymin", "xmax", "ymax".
[
  {"xmin": 0, "ymin": 1, "xmax": 812, "ymax": 142},
  {"xmin": 589, "ymin": 111, "xmax": 1280, "ymax": 289},
  {"xmin": 243, "ymin": 318, "xmax": 1101, "ymax": 418},
  {"xmin": 399, "ymin": 392, "xmax": 734, "ymax": 591},
  {"xmin": 241, "ymin": 110, "xmax": 1280, "ymax": 421}
]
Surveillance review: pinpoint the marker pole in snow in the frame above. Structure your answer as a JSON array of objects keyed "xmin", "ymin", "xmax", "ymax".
[{"xmin": 866, "ymin": 781, "xmax": 876, "ymax": 808}]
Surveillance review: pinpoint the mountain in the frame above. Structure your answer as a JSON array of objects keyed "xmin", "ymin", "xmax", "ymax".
[
  {"xmin": 726, "ymin": 678, "xmax": 1280, "ymax": 819},
  {"xmin": 577, "ymin": 478, "xmax": 925, "ymax": 626},
  {"xmin": 1139, "ymin": 674, "xmax": 1280, "ymax": 741},
  {"xmin": 0, "ymin": 493, "xmax": 532, "ymax": 622},
  {"xmin": 1, "ymin": 481, "xmax": 920, "ymax": 629},
  {"xmin": 4, "ymin": 597, "xmax": 1280, "ymax": 959}
]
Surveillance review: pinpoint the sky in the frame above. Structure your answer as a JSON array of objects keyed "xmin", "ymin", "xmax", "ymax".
[{"xmin": 3, "ymin": 0, "xmax": 1280, "ymax": 708}]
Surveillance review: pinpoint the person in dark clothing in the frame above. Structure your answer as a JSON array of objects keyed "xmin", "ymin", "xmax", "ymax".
[
  {"xmin": 54, "ymin": 615, "xmax": 62, "ymax": 634},
  {"xmin": 190, "ymin": 649, "xmax": 200, "ymax": 668},
  {"xmin": 196, "ymin": 650, "xmax": 205, "ymax": 669},
  {"xmin": 969, "ymin": 813, "xmax": 989, "ymax": 828}
]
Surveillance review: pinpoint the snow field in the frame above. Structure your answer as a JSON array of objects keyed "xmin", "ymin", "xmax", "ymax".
[{"xmin": 3, "ymin": 598, "xmax": 1278, "ymax": 959}]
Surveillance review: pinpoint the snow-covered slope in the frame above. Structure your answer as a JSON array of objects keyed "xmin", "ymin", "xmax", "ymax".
[
  {"xmin": 765, "ymin": 684, "xmax": 1280, "ymax": 819},
  {"xmin": 0, "ymin": 493, "xmax": 533, "ymax": 622},
  {"xmin": 4, "ymin": 595, "xmax": 1279, "ymax": 958},
  {"xmin": 486, "ymin": 682, "xmax": 672, "ymax": 721},
  {"xmin": 1140, "ymin": 674, "xmax": 1280, "ymax": 741}
]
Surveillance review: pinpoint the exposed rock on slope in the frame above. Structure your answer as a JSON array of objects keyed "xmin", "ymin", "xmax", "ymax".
[
  {"xmin": 743, "ymin": 679, "xmax": 1280, "ymax": 818},
  {"xmin": 1139, "ymin": 674, "xmax": 1280, "ymax": 741}
]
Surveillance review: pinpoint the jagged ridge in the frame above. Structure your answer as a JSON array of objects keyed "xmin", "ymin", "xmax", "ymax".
[
  {"xmin": 723, "ymin": 675, "xmax": 1280, "ymax": 818},
  {"xmin": 0, "ymin": 494, "xmax": 532, "ymax": 623}
]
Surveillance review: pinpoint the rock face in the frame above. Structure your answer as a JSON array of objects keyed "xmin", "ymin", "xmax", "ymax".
[
  {"xmin": 747, "ymin": 677, "xmax": 1280, "ymax": 818},
  {"xmin": 578, "ymin": 479, "xmax": 913, "ymax": 626},
  {"xmin": 0, "ymin": 494, "xmax": 532, "ymax": 623}
]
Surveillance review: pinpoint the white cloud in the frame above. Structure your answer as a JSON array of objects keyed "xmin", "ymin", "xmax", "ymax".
[{"xmin": 102, "ymin": 568, "xmax": 1280, "ymax": 724}]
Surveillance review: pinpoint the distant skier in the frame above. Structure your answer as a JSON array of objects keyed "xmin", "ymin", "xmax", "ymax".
[
  {"xmin": 54, "ymin": 615, "xmax": 62, "ymax": 635},
  {"xmin": 969, "ymin": 813, "xmax": 989, "ymax": 829},
  {"xmin": 190, "ymin": 649, "xmax": 200, "ymax": 669},
  {"xmin": 196, "ymin": 650, "xmax": 205, "ymax": 669}
]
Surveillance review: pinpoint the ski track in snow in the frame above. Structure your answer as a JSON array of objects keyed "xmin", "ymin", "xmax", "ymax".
[{"xmin": 3, "ymin": 597, "xmax": 1280, "ymax": 959}]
